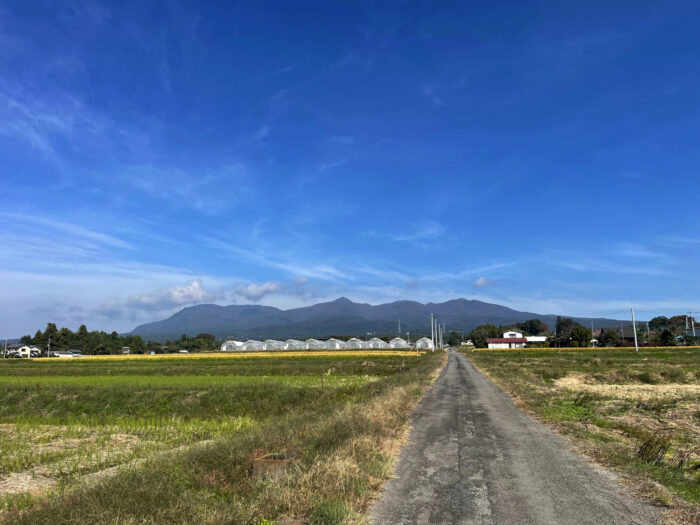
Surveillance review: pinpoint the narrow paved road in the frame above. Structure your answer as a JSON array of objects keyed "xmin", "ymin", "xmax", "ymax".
[{"xmin": 370, "ymin": 349, "xmax": 663, "ymax": 525}]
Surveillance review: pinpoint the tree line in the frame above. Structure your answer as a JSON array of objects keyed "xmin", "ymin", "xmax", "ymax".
[
  {"xmin": 17, "ymin": 324, "xmax": 219, "ymax": 355},
  {"xmin": 466, "ymin": 315, "xmax": 698, "ymax": 348}
]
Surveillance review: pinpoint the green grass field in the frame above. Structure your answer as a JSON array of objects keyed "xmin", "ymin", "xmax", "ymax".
[
  {"xmin": 463, "ymin": 348, "xmax": 700, "ymax": 515},
  {"xmin": 0, "ymin": 352, "xmax": 443, "ymax": 524}
]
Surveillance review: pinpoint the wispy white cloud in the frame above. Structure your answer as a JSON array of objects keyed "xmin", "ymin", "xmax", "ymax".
[
  {"xmin": 127, "ymin": 279, "xmax": 220, "ymax": 310},
  {"xmin": 318, "ymin": 159, "xmax": 348, "ymax": 171},
  {"xmin": 421, "ymin": 85, "xmax": 443, "ymax": 107},
  {"xmin": 235, "ymin": 281, "xmax": 280, "ymax": 302},
  {"xmin": 472, "ymin": 276, "xmax": 492, "ymax": 288},
  {"xmin": 0, "ymin": 212, "xmax": 134, "ymax": 251},
  {"xmin": 614, "ymin": 242, "xmax": 666, "ymax": 259},
  {"xmin": 390, "ymin": 220, "xmax": 445, "ymax": 247}
]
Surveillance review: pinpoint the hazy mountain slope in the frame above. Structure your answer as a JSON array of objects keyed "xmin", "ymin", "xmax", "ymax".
[{"xmin": 129, "ymin": 297, "xmax": 624, "ymax": 341}]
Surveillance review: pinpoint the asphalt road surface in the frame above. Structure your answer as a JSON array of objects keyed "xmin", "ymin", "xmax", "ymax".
[{"xmin": 370, "ymin": 349, "xmax": 664, "ymax": 525}]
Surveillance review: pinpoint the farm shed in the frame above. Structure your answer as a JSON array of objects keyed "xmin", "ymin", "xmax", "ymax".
[
  {"xmin": 345, "ymin": 338, "xmax": 366, "ymax": 349},
  {"xmin": 283, "ymin": 339, "xmax": 304, "ymax": 350},
  {"xmin": 415, "ymin": 337, "xmax": 434, "ymax": 350},
  {"xmin": 263, "ymin": 340, "xmax": 284, "ymax": 350},
  {"xmin": 242, "ymin": 340, "xmax": 264, "ymax": 351},
  {"xmin": 368, "ymin": 337, "xmax": 389, "ymax": 349},
  {"xmin": 389, "ymin": 337, "xmax": 409, "ymax": 349},
  {"xmin": 220, "ymin": 340, "xmax": 244, "ymax": 351},
  {"xmin": 326, "ymin": 338, "xmax": 346, "ymax": 349}
]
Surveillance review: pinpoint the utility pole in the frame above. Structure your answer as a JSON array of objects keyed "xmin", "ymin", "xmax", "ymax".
[
  {"xmin": 631, "ymin": 309, "xmax": 639, "ymax": 353},
  {"xmin": 689, "ymin": 312, "xmax": 696, "ymax": 337},
  {"xmin": 47, "ymin": 337, "xmax": 51, "ymax": 359},
  {"xmin": 431, "ymin": 313, "xmax": 435, "ymax": 350},
  {"xmin": 3, "ymin": 340, "xmax": 6, "ymax": 359}
]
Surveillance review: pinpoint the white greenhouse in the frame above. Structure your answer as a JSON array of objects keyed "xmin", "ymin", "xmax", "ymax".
[
  {"xmin": 345, "ymin": 338, "xmax": 365, "ymax": 349},
  {"xmin": 326, "ymin": 338, "xmax": 346, "ymax": 350},
  {"xmin": 263, "ymin": 339, "xmax": 284, "ymax": 350},
  {"xmin": 368, "ymin": 337, "xmax": 389, "ymax": 349},
  {"xmin": 242, "ymin": 340, "xmax": 264, "ymax": 351},
  {"xmin": 220, "ymin": 340, "xmax": 244, "ymax": 352},
  {"xmin": 415, "ymin": 337, "xmax": 434, "ymax": 350},
  {"xmin": 389, "ymin": 337, "xmax": 409, "ymax": 349},
  {"xmin": 283, "ymin": 339, "xmax": 305, "ymax": 350},
  {"xmin": 305, "ymin": 339, "xmax": 325, "ymax": 350}
]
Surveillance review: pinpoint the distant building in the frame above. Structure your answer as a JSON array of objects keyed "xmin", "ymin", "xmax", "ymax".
[
  {"xmin": 283, "ymin": 339, "xmax": 304, "ymax": 350},
  {"xmin": 121, "ymin": 346, "xmax": 131, "ymax": 354},
  {"xmin": 326, "ymin": 338, "xmax": 346, "ymax": 350},
  {"xmin": 487, "ymin": 330, "xmax": 528, "ymax": 349},
  {"xmin": 368, "ymin": 337, "xmax": 389, "ymax": 349},
  {"xmin": 415, "ymin": 337, "xmax": 434, "ymax": 350},
  {"xmin": 345, "ymin": 338, "xmax": 365, "ymax": 349},
  {"xmin": 220, "ymin": 340, "xmax": 244, "ymax": 351},
  {"xmin": 263, "ymin": 340, "xmax": 284, "ymax": 350},
  {"xmin": 305, "ymin": 339, "xmax": 324, "ymax": 350},
  {"xmin": 389, "ymin": 337, "xmax": 409, "ymax": 349},
  {"xmin": 241, "ymin": 340, "xmax": 264, "ymax": 351}
]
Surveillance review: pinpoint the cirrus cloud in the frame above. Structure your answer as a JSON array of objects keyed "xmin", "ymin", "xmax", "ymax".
[
  {"xmin": 235, "ymin": 281, "xmax": 281, "ymax": 302},
  {"xmin": 126, "ymin": 279, "xmax": 218, "ymax": 310}
]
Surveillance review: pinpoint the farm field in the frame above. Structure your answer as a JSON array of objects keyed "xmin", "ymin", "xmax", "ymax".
[
  {"xmin": 463, "ymin": 348, "xmax": 700, "ymax": 519},
  {"xmin": 0, "ymin": 351, "xmax": 443, "ymax": 524}
]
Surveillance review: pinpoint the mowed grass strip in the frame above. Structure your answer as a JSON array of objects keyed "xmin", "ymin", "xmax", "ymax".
[
  {"xmin": 0, "ymin": 374, "xmax": 376, "ymax": 388},
  {"xmin": 463, "ymin": 348, "xmax": 700, "ymax": 514},
  {"xmin": 0, "ymin": 351, "xmax": 444, "ymax": 524},
  {"xmin": 0, "ymin": 354, "xmax": 415, "ymax": 377}
]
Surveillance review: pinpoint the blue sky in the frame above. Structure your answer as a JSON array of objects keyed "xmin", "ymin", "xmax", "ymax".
[{"xmin": 1, "ymin": 1, "xmax": 700, "ymax": 336}]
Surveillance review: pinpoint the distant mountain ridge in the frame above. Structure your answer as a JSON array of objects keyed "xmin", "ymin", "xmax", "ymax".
[{"xmin": 129, "ymin": 297, "xmax": 625, "ymax": 341}]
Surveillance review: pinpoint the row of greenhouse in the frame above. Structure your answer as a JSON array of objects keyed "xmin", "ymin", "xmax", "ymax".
[{"xmin": 220, "ymin": 336, "xmax": 435, "ymax": 352}]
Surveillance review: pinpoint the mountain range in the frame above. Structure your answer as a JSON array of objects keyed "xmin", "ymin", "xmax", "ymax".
[{"xmin": 129, "ymin": 297, "xmax": 626, "ymax": 342}]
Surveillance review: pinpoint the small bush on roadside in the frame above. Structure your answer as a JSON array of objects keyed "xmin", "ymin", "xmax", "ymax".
[
  {"xmin": 637, "ymin": 436, "xmax": 671, "ymax": 465},
  {"xmin": 310, "ymin": 497, "xmax": 351, "ymax": 525},
  {"xmin": 636, "ymin": 371, "xmax": 659, "ymax": 384},
  {"xmin": 573, "ymin": 392, "xmax": 595, "ymax": 407}
]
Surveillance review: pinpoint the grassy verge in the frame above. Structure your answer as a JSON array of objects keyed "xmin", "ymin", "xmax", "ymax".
[
  {"xmin": 0, "ymin": 351, "xmax": 444, "ymax": 523},
  {"xmin": 462, "ymin": 348, "xmax": 699, "ymax": 519}
]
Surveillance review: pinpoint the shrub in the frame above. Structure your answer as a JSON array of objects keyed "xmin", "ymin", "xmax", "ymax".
[{"xmin": 637, "ymin": 436, "xmax": 670, "ymax": 465}]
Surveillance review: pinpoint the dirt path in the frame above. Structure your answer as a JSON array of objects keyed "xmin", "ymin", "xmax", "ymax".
[{"xmin": 370, "ymin": 349, "xmax": 664, "ymax": 525}]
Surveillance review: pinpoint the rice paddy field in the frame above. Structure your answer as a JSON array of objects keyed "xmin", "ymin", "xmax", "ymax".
[
  {"xmin": 463, "ymin": 347, "xmax": 700, "ymax": 521},
  {"xmin": 0, "ymin": 350, "xmax": 442, "ymax": 524}
]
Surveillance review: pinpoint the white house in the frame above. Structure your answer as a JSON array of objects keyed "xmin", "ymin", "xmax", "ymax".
[
  {"xmin": 345, "ymin": 338, "xmax": 365, "ymax": 349},
  {"xmin": 368, "ymin": 337, "xmax": 389, "ymax": 349},
  {"xmin": 326, "ymin": 338, "xmax": 346, "ymax": 350},
  {"xmin": 415, "ymin": 337, "xmax": 434, "ymax": 350},
  {"xmin": 487, "ymin": 330, "xmax": 528, "ymax": 349},
  {"xmin": 283, "ymin": 339, "xmax": 304, "ymax": 350},
  {"xmin": 389, "ymin": 337, "xmax": 408, "ymax": 349},
  {"xmin": 263, "ymin": 340, "xmax": 284, "ymax": 351},
  {"xmin": 220, "ymin": 340, "xmax": 244, "ymax": 352},
  {"xmin": 525, "ymin": 336, "xmax": 547, "ymax": 344},
  {"xmin": 18, "ymin": 345, "xmax": 42, "ymax": 358},
  {"xmin": 305, "ymin": 339, "xmax": 324, "ymax": 350},
  {"xmin": 242, "ymin": 340, "xmax": 264, "ymax": 351}
]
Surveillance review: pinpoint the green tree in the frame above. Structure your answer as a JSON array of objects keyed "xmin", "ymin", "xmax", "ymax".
[
  {"xmin": 648, "ymin": 316, "xmax": 668, "ymax": 331},
  {"xmin": 598, "ymin": 329, "xmax": 620, "ymax": 347},
  {"xmin": 517, "ymin": 319, "xmax": 549, "ymax": 336},
  {"xmin": 555, "ymin": 317, "xmax": 575, "ymax": 335},
  {"xmin": 659, "ymin": 329, "xmax": 676, "ymax": 346},
  {"xmin": 19, "ymin": 335, "xmax": 33, "ymax": 344},
  {"xmin": 446, "ymin": 331, "xmax": 462, "ymax": 346},
  {"xmin": 570, "ymin": 326, "xmax": 592, "ymax": 347},
  {"xmin": 470, "ymin": 324, "xmax": 500, "ymax": 348}
]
